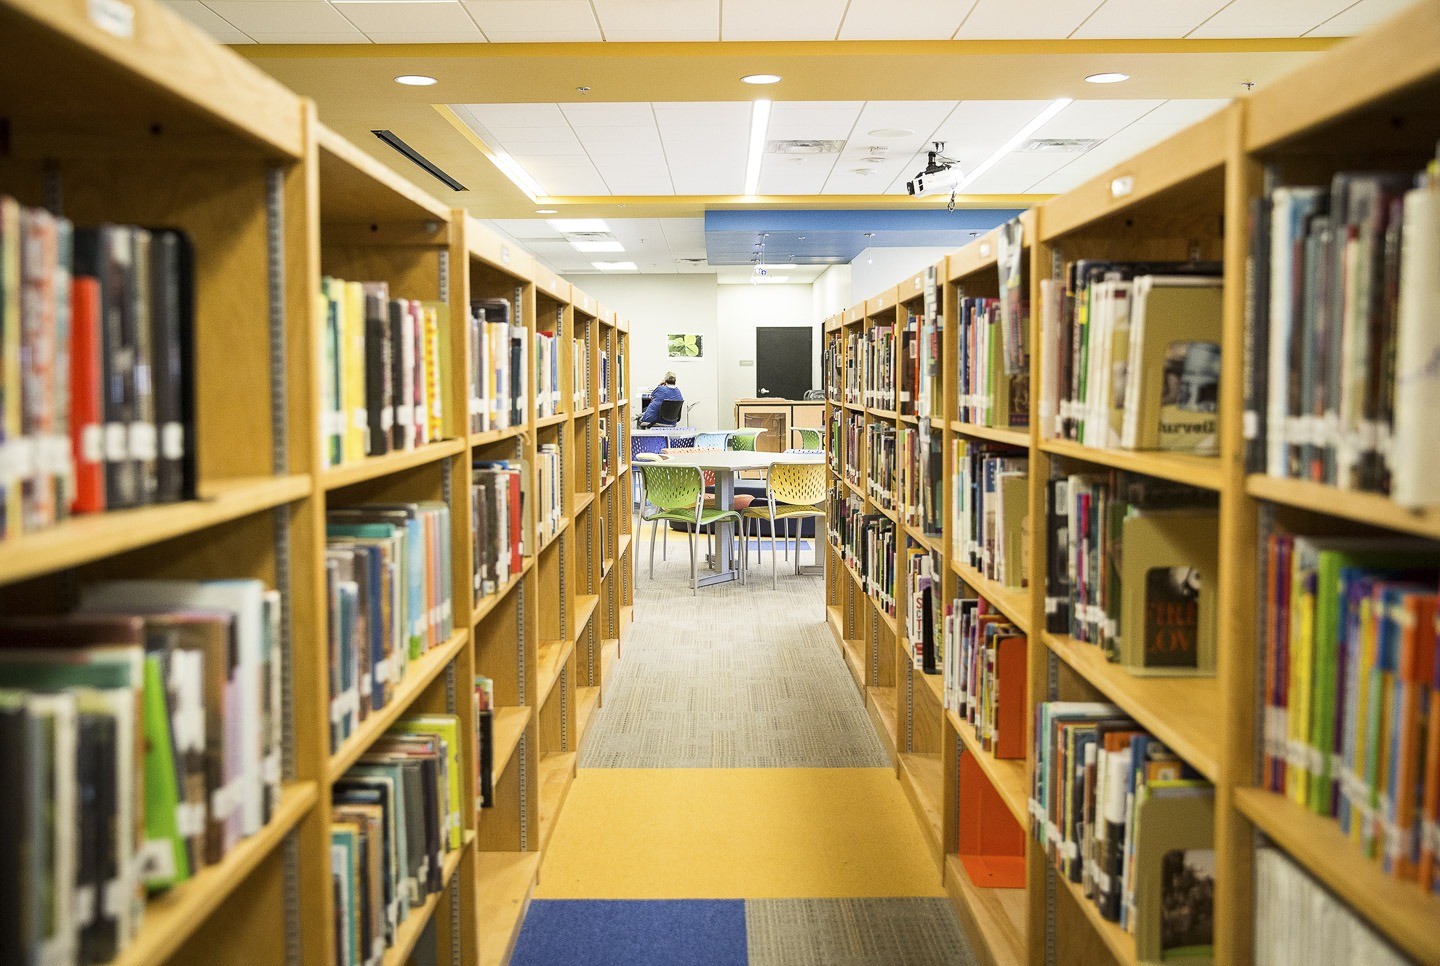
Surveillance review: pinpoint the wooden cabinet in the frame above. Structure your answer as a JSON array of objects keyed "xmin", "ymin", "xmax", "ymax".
[{"xmin": 734, "ymin": 399, "xmax": 825, "ymax": 452}]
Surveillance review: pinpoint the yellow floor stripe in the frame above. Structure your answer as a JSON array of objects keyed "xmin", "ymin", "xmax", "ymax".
[{"xmin": 536, "ymin": 768, "xmax": 945, "ymax": 900}]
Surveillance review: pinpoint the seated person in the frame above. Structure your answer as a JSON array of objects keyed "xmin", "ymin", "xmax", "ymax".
[{"xmin": 638, "ymin": 372, "xmax": 684, "ymax": 428}]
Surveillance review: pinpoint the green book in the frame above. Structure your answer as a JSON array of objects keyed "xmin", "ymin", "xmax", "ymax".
[{"xmin": 140, "ymin": 655, "xmax": 189, "ymax": 889}]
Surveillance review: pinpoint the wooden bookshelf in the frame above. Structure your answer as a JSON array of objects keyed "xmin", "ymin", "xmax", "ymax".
[
  {"xmin": 951, "ymin": 560, "xmax": 1031, "ymax": 636},
  {"xmin": 943, "ymin": 855, "xmax": 1026, "ymax": 966},
  {"xmin": 950, "ymin": 421, "xmax": 1029, "ymax": 449},
  {"xmin": 949, "ymin": 711, "xmax": 1029, "ymax": 828},
  {"xmin": 382, "ymin": 835, "xmax": 474, "ymax": 966},
  {"xmin": 538, "ymin": 751, "xmax": 577, "ymax": 850},
  {"xmin": 1246, "ymin": 474, "xmax": 1440, "ymax": 541},
  {"xmin": 899, "ymin": 752, "xmax": 944, "ymax": 859},
  {"xmin": 476, "ymin": 851, "xmax": 542, "ymax": 966},
  {"xmin": 1038, "ymin": 438, "xmax": 1223, "ymax": 491},
  {"xmin": 491, "ymin": 706, "xmax": 531, "ymax": 785}
]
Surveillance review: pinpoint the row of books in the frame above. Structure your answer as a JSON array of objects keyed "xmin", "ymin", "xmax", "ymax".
[
  {"xmin": 1254, "ymin": 847, "xmax": 1411, "ymax": 965},
  {"xmin": 841, "ymin": 331, "xmax": 863, "ymax": 406},
  {"xmin": 599, "ymin": 416, "xmax": 611, "ymax": 479},
  {"xmin": 571, "ymin": 337, "xmax": 590, "ymax": 410},
  {"xmin": 534, "ymin": 331, "xmax": 562, "ymax": 419},
  {"xmin": 1030, "ymin": 702, "xmax": 1215, "ymax": 962},
  {"xmin": 827, "ymin": 409, "xmax": 842, "ymax": 477},
  {"xmin": 469, "ymin": 298, "xmax": 526, "ymax": 434},
  {"xmin": 0, "ymin": 580, "xmax": 284, "ymax": 966},
  {"xmin": 1043, "ymin": 470, "xmax": 1218, "ymax": 677},
  {"xmin": 898, "ymin": 308, "xmax": 942, "ymax": 420},
  {"xmin": 824, "ymin": 332, "xmax": 844, "ymax": 404},
  {"xmin": 1260, "ymin": 533, "xmax": 1440, "ymax": 890},
  {"xmin": 950, "ymin": 441, "xmax": 1027, "ymax": 589},
  {"xmin": 321, "ymin": 278, "xmax": 445, "ymax": 467},
  {"xmin": 474, "ymin": 676, "xmax": 495, "ymax": 810},
  {"xmin": 599, "ymin": 348, "xmax": 611, "ymax": 405},
  {"xmin": 865, "ymin": 423, "xmax": 896, "ymax": 511},
  {"xmin": 1037, "ymin": 262, "xmax": 1223, "ymax": 454},
  {"xmin": 326, "ymin": 503, "xmax": 455, "ymax": 753},
  {"xmin": 903, "ymin": 544, "xmax": 942, "ymax": 672},
  {"xmin": 954, "ymin": 296, "xmax": 1028, "ymax": 429},
  {"xmin": 942, "ymin": 596, "xmax": 1025, "ymax": 759},
  {"xmin": 897, "ymin": 425, "xmax": 942, "ymax": 533},
  {"xmin": 828, "ymin": 489, "xmax": 896, "ymax": 616},
  {"xmin": 1246, "ymin": 158, "xmax": 1440, "ymax": 507},
  {"xmin": 534, "ymin": 443, "xmax": 563, "ymax": 545},
  {"xmin": 472, "ymin": 463, "xmax": 524, "ymax": 601},
  {"xmin": 330, "ymin": 714, "xmax": 464, "ymax": 966},
  {"xmin": 1, "ymin": 200, "xmax": 197, "ymax": 538},
  {"xmin": 842, "ymin": 412, "xmax": 862, "ymax": 489},
  {"xmin": 862, "ymin": 324, "xmax": 897, "ymax": 412}
]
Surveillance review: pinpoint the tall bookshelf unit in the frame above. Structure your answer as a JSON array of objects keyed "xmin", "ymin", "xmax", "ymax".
[
  {"xmin": 826, "ymin": 6, "xmax": 1440, "ymax": 964},
  {"xmin": 0, "ymin": 3, "xmax": 633, "ymax": 965}
]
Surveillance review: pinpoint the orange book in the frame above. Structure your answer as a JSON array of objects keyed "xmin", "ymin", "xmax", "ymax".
[{"xmin": 1390, "ymin": 591, "xmax": 1437, "ymax": 881}]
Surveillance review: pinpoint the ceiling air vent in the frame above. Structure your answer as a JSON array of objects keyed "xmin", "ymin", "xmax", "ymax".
[
  {"xmin": 1018, "ymin": 138, "xmax": 1102, "ymax": 154},
  {"xmin": 766, "ymin": 139, "xmax": 845, "ymax": 155}
]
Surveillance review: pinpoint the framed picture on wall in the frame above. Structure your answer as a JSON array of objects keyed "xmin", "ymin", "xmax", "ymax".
[{"xmin": 667, "ymin": 333, "xmax": 703, "ymax": 358}]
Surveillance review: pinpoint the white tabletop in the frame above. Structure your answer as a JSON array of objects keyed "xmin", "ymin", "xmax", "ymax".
[
  {"xmin": 654, "ymin": 451, "xmax": 824, "ymax": 472},
  {"xmin": 632, "ymin": 427, "xmax": 697, "ymax": 437}
]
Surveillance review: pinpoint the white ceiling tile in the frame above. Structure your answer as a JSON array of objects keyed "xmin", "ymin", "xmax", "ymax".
[
  {"xmin": 1187, "ymin": 0, "xmax": 1354, "ymax": 37},
  {"xmin": 498, "ymin": 139, "xmax": 589, "ymax": 157},
  {"xmin": 463, "ymin": 103, "xmax": 569, "ymax": 129},
  {"xmin": 955, "ymin": 0, "xmax": 1105, "ymax": 38},
  {"xmin": 560, "ymin": 103, "xmax": 658, "ymax": 127},
  {"xmin": 1069, "ymin": 0, "xmax": 1225, "ymax": 38},
  {"xmin": 162, "ymin": 1, "xmax": 254, "ymax": 42},
  {"xmin": 598, "ymin": 170, "xmax": 676, "ymax": 194},
  {"xmin": 766, "ymin": 101, "xmax": 864, "ymax": 140},
  {"xmin": 362, "ymin": 27, "xmax": 486, "ymax": 42},
  {"xmin": 1128, "ymin": 97, "xmax": 1231, "ymax": 127},
  {"xmin": 659, "ymin": 219, "xmax": 708, "ymax": 251},
  {"xmin": 759, "ymin": 154, "xmax": 839, "ymax": 195},
  {"xmin": 839, "ymin": 0, "xmax": 978, "ymax": 39},
  {"xmin": 1031, "ymin": 98, "xmax": 1165, "ymax": 139},
  {"xmin": 245, "ymin": 30, "xmax": 370, "ymax": 42},
  {"xmin": 459, "ymin": 0, "xmax": 601, "ymax": 38},
  {"xmin": 332, "ymin": 1, "xmax": 481, "ymax": 35},
  {"xmin": 205, "ymin": 1, "xmax": 366, "ymax": 34},
  {"xmin": 721, "ymin": 0, "xmax": 847, "ymax": 39},
  {"xmin": 963, "ymin": 152, "xmax": 1074, "ymax": 193},
  {"xmin": 593, "ymin": 0, "xmax": 719, "ymax": 39},
  {"xmin": 1306, "ymin": 0, "xmax": 1414, "ymax": 33}
]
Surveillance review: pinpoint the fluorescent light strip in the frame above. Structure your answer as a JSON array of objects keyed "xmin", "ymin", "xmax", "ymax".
[
  {"xmin": 743, "ymin": 99, "xmax": 772, "ymax": 197},
  {"xmin": 489, "ymin": 150, "xmax": 547, "ymax": 202},
  {"xmin": 950, "ymin": 98, "xmax": 1073, "ymax": 194}
]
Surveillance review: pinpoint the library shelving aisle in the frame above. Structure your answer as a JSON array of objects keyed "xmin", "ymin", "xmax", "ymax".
[{"xmin": 0, "ymin": 4, "xmax": 632, "ymax": 966}]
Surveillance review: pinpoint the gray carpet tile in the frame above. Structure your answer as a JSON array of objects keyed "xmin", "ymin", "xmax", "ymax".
[
  {"xmin": 745, "ymin": 898, "xmax": 978, "ymax": 966},
  {"xmin": 580, "ymin": 527, "xmax": 888, "ymax": 768}
]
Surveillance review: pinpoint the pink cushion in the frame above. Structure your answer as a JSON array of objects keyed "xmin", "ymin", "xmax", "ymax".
[{"xmin": 732, "ymin": 494, "xmax": 755, "ymax": 511}]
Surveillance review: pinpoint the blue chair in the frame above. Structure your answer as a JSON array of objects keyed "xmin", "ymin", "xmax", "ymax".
[{"xmin": 693, "ymin": 431, "xmax": 729, "ymax": 449}]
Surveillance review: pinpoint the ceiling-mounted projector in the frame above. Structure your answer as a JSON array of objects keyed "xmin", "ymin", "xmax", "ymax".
[{"xmin": 906, "ymin": 141, "xmax": 960, "ymax": 196}]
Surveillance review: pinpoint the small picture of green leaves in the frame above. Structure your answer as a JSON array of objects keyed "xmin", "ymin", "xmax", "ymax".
[{"xmin": 667, "ymin": 333, "xmax": 703, "ymax": 358}]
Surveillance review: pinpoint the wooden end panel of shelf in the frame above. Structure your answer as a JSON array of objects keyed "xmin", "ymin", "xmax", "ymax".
[
  {"xmin": 943, "ymin": 854, "xmax": 1027, "ymax": 966},
  {"xmin": 1246, "ymin": 474, "xmax": 1440, "ymax": 540},
  {"xmin": 383, "ymin": 834, "xmax": 472, "ymax": 966},
  {"xmin": 949, "ymin": 710, "xmax": 1030, "ymax": 828},
  {"xmin": 1039, "ymin": 106, "xmax": 1231, "ymax": 242},
  {"xmin": 0, "ymin": 474, "xmax": 310, "ymax": 586},
  {"xmin": 491, "ymin": 706, "xmax": 531, "ymax": 786},
  {"xmin": 867, "ymin": 686, "xmax": 898, "ymax": 763},
  {"xmin": 328, "ymin": 629, "xmax": 469, "ymax": 781},
  {"xmin": 899, "ymin": 753, "xmax": 944, "ymax": 867},
  {"xmin": 538, "ymin": 751, "xmax": 577, "ymax": 851},
  {"xmin": 1235, "ymin": 787, "xmax": 1440, "ymax": 966},
  {"xmin": 477, "ymin": 851, "xmax": 543, "ymax": 966},
  {"xmin": 575, "ymin": 685, "xmax": 600, "ymax": 748},
  {"xmin": 1039, "ymin": 439, "xmax": 1222, "ymax": 491},
  {"xmin": 1044, "ymin": 633, "xmax": 1220, "ymax": 781},
  {"xmin": 110, "ymin": 782, "xmax": 317, "ymax": 966},
  {"xmin": 952, "ymin": 561, "xmax": 1031, "ymax": 636}
]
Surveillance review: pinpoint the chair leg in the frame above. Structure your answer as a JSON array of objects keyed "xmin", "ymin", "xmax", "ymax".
[
  {"xmin": 770, "ymin": 510, "xmax": 779, "ymax": 590},
  {"xmin": 688, "ymin": 527, "xmax": 698, "ymax": 595},
  {"xmin": 648, "ymin": 518, "xmax": 658, "ymax": 579}
]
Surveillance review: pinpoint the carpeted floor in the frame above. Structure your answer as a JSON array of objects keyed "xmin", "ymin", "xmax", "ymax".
[{"xmin": 512, "ymin": 524, "xmax": 975, "ymax": 966}]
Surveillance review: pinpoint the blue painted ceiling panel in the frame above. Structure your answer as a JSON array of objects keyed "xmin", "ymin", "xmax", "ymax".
[{"xmin": 704, "ymin": 208, "xmax": 1025, "ymax": 266}]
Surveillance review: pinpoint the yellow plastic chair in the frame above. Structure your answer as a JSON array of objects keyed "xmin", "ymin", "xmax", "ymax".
[{"xmin": 742, "ymin": 461, "xmax": 827, "ymax": 588}]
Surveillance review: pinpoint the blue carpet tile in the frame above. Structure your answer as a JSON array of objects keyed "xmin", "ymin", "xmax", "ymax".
[{"xmin": 511, "ymin": 899, "xmax": 749, "ymax": 966}]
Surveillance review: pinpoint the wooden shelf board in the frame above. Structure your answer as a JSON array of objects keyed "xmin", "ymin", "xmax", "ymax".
[
  {"xmin": 328, "ymin": 629, "xmax": 469, "ymax": 781},
  {"xmin": 599, "ymin": 638, "xmax": 620, "ymax": 691},
  {"xmin": 575, "ymin": 685, "xmax": 600, "ymax": 748},
  {"xmin": 1235, "ymin": 787, "xmax": 1440, "ymax": 966},
  {"xmin": 899, "ymin": 752, "xmax": 945, "ymax": 862},
  {"xmin": 1039, "ymin": 438, "xmax": 1222, "ymax": 491},
  {"xmin": 316, "ymin": 121, "xmax": 451, "ymax": 226},
  {"xmin": 1056, "ymin": 861, "xmax": 1136, "ymax": 965},
  {"xmin": 840, "ymin": 637, "xmax": 866, "ymax": 693},
  {"xmin": 601, "ymin": 557, "xmax": 615, "ymax": 579},
  {"xmin": 473, "ymin": 567, "xmax": 526, "ymax": 628},
  {"xmin": 825, "ymin": 604, "xmax": 846, "ymax": 644},
  {"xmin": 870, "ymin": 408, "xmax": 899, "ymax": 420},
  {"xmin": 950, "ymin": 421, "xmax": 1030, "ymax": 449},
  {"xmin": 902, "ymin": 522, "xmax": 940, "ymax": 553},
  {"xmin": 842, "ymin": 477, "xmax": 865, "ymax": 501},
  {"xmin": 574, "ymin": 490, "xmax": 596, "ymax": 515},
  {"xmin": 948, "ymin": 709, "xmax": 1030, "ymax": 828},
  {"xmin": 1043, "ymin": 632, "xmax": 1220, "ymax": 782},
  {"xmin": 382, "ymin": 833, "xmax": 472, "ymax": 966},
  {"xmin": 874, "ymin": 503, "xmax": 899, "ymax": 524},
  {"xmin": 875, "ymin": 601, "xmax": 899, "ymax": 636},
  {"xmin": 616, "ymin": 534, "xmax": 632, "ymax": 559},
  {"xmin": 536, "ymin": 514, "xmax": 570, "ymax": 555},
  {"xmin": 469, "ymin": 425, "xmax": 523, "ymax": 448},
  {"xmin": 867, "ymin": 686, "xmax": 898, "ymax": 762},
  {"xmin": 600, "ymin": 474, "xmax": 617, "ymax": 493},
  {"xmin": 900, "ymin": 413, "xmax": 919, "ymax": 426},
  {"xmin": 573, "ymin": 594, "xmax": 600, "ymax": 636},
  {"xmin": 951, "ymin": 560, "xmax": 1032, "ymax": 635},
  {"xmin": 1246, "ymin": 474, "xmax": 1440, "ymax": 540},
  {"xmin": 943, "ymin": 854, "xmax": 1027, "ymax": 966},
  {"xmin": 0, "ymin": 473, "xmax": 310, "ymax": 586},
  {"xmin": 491, "ymin": 705, "xmax": 531, "ymax": 787},
  {"xmin": 538, "ymin": 751, "xmax": 577, "ymax": 851},
  {"xmin": 844, "ymin": 401, "xmax": 865, "ymax": 412},
  {"xmin": 476, "ymin": 851, "xmax": 543, "ymax": 966},
  {"xmin": 574, "ymin": 406, "xmax": 595, "ymax": 419},
  {"xmin": 110, "ymin": 782, "xmax": 317, "ymax": 966},
  {"xmin": 537, "ymin": 637, "xmax": 576, "ymax": 708},
  {"xmin": 919, "ymin": 667, "xmax": 945, "ymax": 707},
  {"xmin": 322, "ymin": 439, "xmax": 466, "ymax": 491},
  {"xmin": 536, "ymin": 412, "xmax": 568, "ymax": 429}
]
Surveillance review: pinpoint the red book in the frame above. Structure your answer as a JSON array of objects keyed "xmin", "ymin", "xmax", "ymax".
[
  {"xmin": 69, "ymin": 276, "xmax": 104, "ymax": 514},
  {"xmin": 507, "ymin": 470, "xmax": 522, "ymax": 573},
  {"xmin": 995, "ymin": 631, "xmax": 1028, "ymax": 760}
]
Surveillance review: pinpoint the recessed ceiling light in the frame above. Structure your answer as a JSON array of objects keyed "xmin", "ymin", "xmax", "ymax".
[
  {"xmin": 534, "ymin": 209, "xmax": 558, "ymax": 214},
  {"xmin": 593, "ymin": 261, "xmax": 637, "ymax": 272},
  {"xmin": 549, "ymin": 218, "xmax": 609, "ymax": 233},
  {"xmin": 862, "ymin": 157, "xmax": 886, "ymax": 164},
  {"xmin": 394, "ymin": 74, "xmax": 438, "ymax": 87},
  {"xmin": 571, "ymin": 240, "xmax": 625, "ymax": 253},
  {"xmin": 741, "ymin": 74, "xmax": 782, "ymax": 85},
  {"xmin": 868, "ymin": 128, "xmax": 914, "ymax": 138},
  {"xmin": 743, "ymin": 99, "xmax": 772, "ymax": 197},
  {"xmin": 1085, "ymin": 72, "xmax": 1130, "ymax": 84},
  {"xmin": 852, "ymin": 169, "xmax": 874, "ymax": 176}
]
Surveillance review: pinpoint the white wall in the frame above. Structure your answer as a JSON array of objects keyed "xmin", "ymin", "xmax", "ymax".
[
  {"xmin": 716, "ymin": 283, "xmax": 817, "ymax": 426},
  {"xmin": 811, "ymin": 264, "xmax": 851, "ymax": 324},
  {"xmin": 564, "ymin": 274, "xmax": 720, "ymax": 428},
  {"xmin": 848, "ymin": 246, "xmax": 954, "ymax": 304}
]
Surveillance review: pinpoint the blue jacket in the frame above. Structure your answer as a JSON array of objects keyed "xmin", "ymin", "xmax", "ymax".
[{"xmin": 641, "ymin": 384, "xmax": 684, "ymax": 424}]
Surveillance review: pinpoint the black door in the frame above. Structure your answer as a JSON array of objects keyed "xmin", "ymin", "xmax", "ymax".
[{"xmin": 755, "ymin": 327, "xmax": 813, "ymax": 400}]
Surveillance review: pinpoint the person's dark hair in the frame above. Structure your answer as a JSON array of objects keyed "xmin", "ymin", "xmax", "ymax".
[{"xmin": 665, "ymin": 374, "xmax": 677, "ymax": 385}]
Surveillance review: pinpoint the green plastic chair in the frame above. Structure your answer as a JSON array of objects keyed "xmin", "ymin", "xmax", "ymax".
[
  {"xmin": 742, "ymin": 461, "xmax": 827, "ymax": 588},
  {"xmin": 728, "ymin": 432, "xmax": 757, "ymax": 452},
  {"xmin": 637, "ymin": 463, "xmax": 743, "ymax": 595},
  {"xmin": 792, "ymin": 427, "xmax": 823, "ymax": 449}
]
